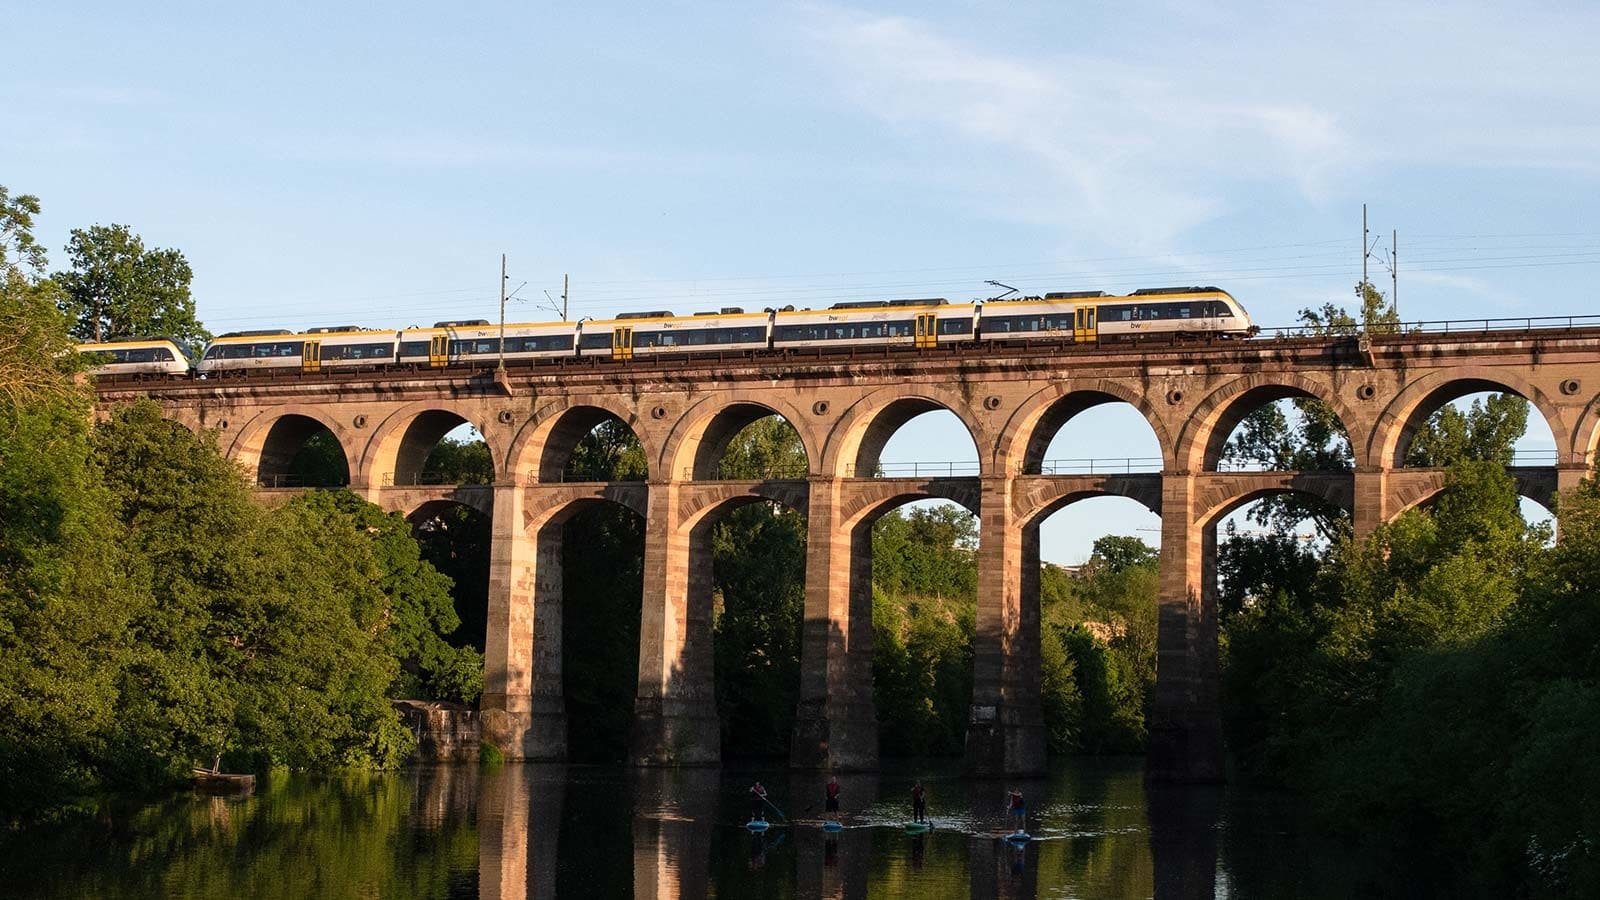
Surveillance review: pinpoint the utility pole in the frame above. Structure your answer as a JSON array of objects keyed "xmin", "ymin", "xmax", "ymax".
[
  {"xmin": 563, "ymin": 273, "xmax": 569, "ymax": 321},
  {"xmin": 1391, "ymin": 230, "xmax": 1398, "ymax": 317},
  {"xmin": 1362, "ymin": 203, "xmax": 1369, "ymax": 288},
  {"xmin": 497, "ymin": 253, "xmax": 507, "ymax": 373}
]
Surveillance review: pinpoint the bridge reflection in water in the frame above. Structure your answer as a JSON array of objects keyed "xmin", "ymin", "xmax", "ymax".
[{"xmin": 454, "ymin": 761, "xmax": 1332, "ymax": 900}]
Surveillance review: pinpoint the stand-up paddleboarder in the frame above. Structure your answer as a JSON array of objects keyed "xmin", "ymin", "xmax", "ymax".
[{"xmin": 750, "ymin": 780, "xmax": 769, "ymax": 822}]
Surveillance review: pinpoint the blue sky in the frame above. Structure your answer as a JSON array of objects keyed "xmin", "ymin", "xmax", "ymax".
[{"xmin": 7, "ymin": 2, "xmax": 1596, "ymax": 560}]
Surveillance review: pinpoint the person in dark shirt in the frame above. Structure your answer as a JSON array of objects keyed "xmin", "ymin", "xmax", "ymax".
[
  {"xmin": 911, "ymin": 781, "xmax": 927, "ymax": 823},
  {"xmin": 824, "ymin": 775, "xmax": 841, "ymax": 823},
  {"xmin": 750, "ymin": 781, "xmax": 768, "ymax": 822},
  {"xmin": 1007, "ymin": 788, "xmax": 1026, "ymax": 833}
]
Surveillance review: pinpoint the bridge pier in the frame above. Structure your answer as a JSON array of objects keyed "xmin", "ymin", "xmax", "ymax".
[
  {"xmin": 967, "ymin": 475, "xmax": 1047, "ymax": 775},
  {"xmin": 631, "ymin": 483, "xmax": 721, "ymax": 766},
  {"xmin": 792, "ymin": 478, "xmax": 880, "ymax": 771},
  {"xmin": 1147, "ymin": 474, "xmax": 1224, "ymax": 783}
]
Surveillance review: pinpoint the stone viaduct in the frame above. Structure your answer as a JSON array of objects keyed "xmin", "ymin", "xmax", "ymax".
[{"xmin": 93, "ymin": 326, "xmax": 1600, "ymax": 781}]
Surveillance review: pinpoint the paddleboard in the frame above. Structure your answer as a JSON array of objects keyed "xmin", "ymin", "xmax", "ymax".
[
  {"xmin": 904, "ymin": 822, "xmax": 931, "ymax": 834},
  {"xmin": 1005, "ymin": 831, "xmax": 1030, "ymax": 843},
  {"xmin": 746, "ymin": 820, "xmax": 771, "ymax": 832},
  {"xmin": 822, "ymin": 821, "xmax": 843, "ymax": 832}
]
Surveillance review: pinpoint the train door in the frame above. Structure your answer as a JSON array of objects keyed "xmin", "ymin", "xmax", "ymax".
[
  {"xmin": 428, "ymin": 334, "xmax": 449, "ymax": 368},
  {"xmin": 915, "ymin": 313, "xmax": 939, "ymax": 348},
  {"xmin": 614, "ymin": 326, "xmax": 633, "ymax": 360},
  {"xmin": 302, "ymin": 340, "xmax": 321, "ymax": 373},
  {"xmin": 1073, "ymin": 306, "xmax": 1098, "ymax": 342}
]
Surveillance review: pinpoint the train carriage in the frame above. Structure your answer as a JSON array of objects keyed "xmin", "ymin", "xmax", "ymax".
[
  {"xmin": 578, "ymin": 309, "xmax": 770, "ymax": 360},
  {"xmin": 398, "ymin": 320, "xmax": 576, "ymax": 368},
  {"xmin": 78, "ymin": 338, "xmax": 194, "ymax": 377},
  {"xmin": 976, "ymin": 287, "xmax": 1251, "ymax": 344},
  {"xmin": 772, "ymin": 299, "xmax": 972, "ymax": 351},
  {"xmin": 197, "ymin": 327, "xmax": 399, "ymax": 375}
]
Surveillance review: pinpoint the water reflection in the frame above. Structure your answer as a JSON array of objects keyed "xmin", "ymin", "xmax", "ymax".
[{"xmin": 0, "ymin": 759, "xmax": 1368, "ymax": 899}]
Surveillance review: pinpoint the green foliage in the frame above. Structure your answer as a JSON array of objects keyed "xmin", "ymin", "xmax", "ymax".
[
  {"xmin": 710, "ymin": 437, "xmax": 807, "ymax": 755},
  {"xmin": 412, "ymin": 503, "xmax": 491, "ymax": 651},
  {"xmin": 285, "ymin": 429, "xmax": 350, "ymax": 486},
  {"xmin": 420, "ymin": 437, "xmax": 493, "ymax": 484},
  {"xmin": 54, "ymin": 223, "xmax": 208, "ymax": 350},
  {"xmin": 566, "ymin": 418, "xmax": 648, "ymax": 480},
  {"xmin": 1219, "ymin": 461, "xmax": 1597, "ymax": 894},
  {"xmin": 288, "ymin": 491, "xmax": 483, "ymax": 705},
  {"xmin": 1407, "ymin": 392, "xmax": 1530, "ymax": 467}
]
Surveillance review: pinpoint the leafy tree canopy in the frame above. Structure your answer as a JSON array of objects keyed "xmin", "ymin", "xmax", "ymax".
[{"xmin": 54, "ymin": 223, "xmax": 208, "ymax": 351}]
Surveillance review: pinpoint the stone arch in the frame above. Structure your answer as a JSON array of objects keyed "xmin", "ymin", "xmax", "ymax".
[
  {"xmin": 658, "ymin": 392, "xmax": 819, "ymax": 481},
  {"xmin": 360, "ymin": 402, "xmax": 503, "ymax": 486},
  {"xmin": 839, "ymin": 482, "xmax": 982, "ymax": 533},
  {"xmin": 677, "ymin": 481, "xmax": 811, "ymax": 528},
  {"xmin": 1016, "ymin": 478, "xmax": 1163, "ymax": 530},
  {"xmin": 1388, "ymin": 469, "xmax": 1559, "ymax": 521},
  {"xmin": 1367, "ymin": 368, "xmax": 1568, "ymax": 469},
  {"xmin": 506, "ymin": 397, "xmax": 656, "ymax": 483},
  {"xmin": 997, "ymin": 381, "xmax": 1175, "ymax": 475},
  {"xmin": 227, "ymin": 405, "xmax": 358, "ymax": 486},
  {"xmin": 396, "ymin": 489, "xmax": 495, "ymax": 521},
  {"xmin": 1177, "ymin": 373, "xmax": 1360, "ymax": 473},
  {"xmin": 1196, "ymin": 484, "xmax": 1351, "ymax": 531},
  {"xmin": 819, "ymin": 384, "xmax": 989, "ymax": 478}
]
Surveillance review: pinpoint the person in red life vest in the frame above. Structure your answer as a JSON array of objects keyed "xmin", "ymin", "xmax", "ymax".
[
  {"xmin": 1006, "ymin": 788, "xmax": 1026, "ymax": 833},
  {"xmin": 750, "ymin": 780, "xmax": 769, "ymax": 822},
  {"xmin": 824, "ymin": 775, "xmax": 841, "ymax": 823},
  {"xmin": 911, "ymin": 780, "xmax": 928, "ymax": 823}
]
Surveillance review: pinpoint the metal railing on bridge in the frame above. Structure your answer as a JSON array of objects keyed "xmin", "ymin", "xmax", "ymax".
[
  {"xmin": 1254, "ymin": 314, "xmax": 1600, "ymax": 341},
  {"xmin": 256, "ymin": 474, "xmax": 349, "ymax": 489},
  {"xmin": 1213, "ymin": 448, "xmax": 1559, "ymax": 472},
  {"xmin": 1035, "ymin": 456, "xmax": 1163, "ymax": 475},
  {"xmin": 381, "ymin": 472, "xmax": 493, "ymax": 486}
]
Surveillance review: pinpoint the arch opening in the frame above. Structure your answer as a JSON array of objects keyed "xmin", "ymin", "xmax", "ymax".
[
  {"xmin": 1025, "ymin": 392, "xmax": 1164, "ymax": 475},
  {"xmin": 1029, "ymin": 495, "xmax": 1161, "ymax": 756},
  {"xmin": 258, "ymin": 414, "xmax": 349, "ymax": 488},
  {"xmin": 542, "ymin": 409, "xmax": 648, "ymax": 483},
  {"xmin": 688, "ymin": 405, "xmax": 809, "ymax": 480},
  {"xmin": 408, "ymin": 499, "xmax": 492, "ymax": 655},
  {"xmin": 555, "ymin": 499, "xmax": 647, "ymax": 763},
  {"xmin": 684, "ymin": 493, "xmax": 809, "ymax": 759},
  {"xmin": 1392, "ymin": 387, "xmax": 1556, "ymax": 470},
  {"xmin": 868, "ymin": 498, "xmax": 980, "ymax": 757},
  {"xmin": 1213, "ymin": 392, "xmax": 1352, "ymax": 474},
  {"xmin": 867, "ymin": 404, "xmax": 981, "ymax": 478},
  {"xmin": 387, "ymin": 411, "xmax": 492, "ymax": 486}
]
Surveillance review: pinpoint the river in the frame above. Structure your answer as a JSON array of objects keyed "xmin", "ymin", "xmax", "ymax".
[{"xmin": 1, "ymin": 759, "xmax": 1372, "ymax": 898}]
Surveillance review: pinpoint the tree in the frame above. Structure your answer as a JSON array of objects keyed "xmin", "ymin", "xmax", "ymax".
[
  {"xmin": 1084, "ymin": 534, "xmax": 1158, "ymax": 574},
  {"xmin": 1407, "ymin": 393, "xmax": 1529, "ymax": 467},
  {"xmin": 54, "ymin": 223, "xmax": 207, "ymax": 349}
]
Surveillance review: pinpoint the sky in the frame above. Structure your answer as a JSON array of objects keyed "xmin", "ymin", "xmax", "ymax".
[{"xmin": 6, "ymin": 1, "xmax": 1597, "ymax": 560}]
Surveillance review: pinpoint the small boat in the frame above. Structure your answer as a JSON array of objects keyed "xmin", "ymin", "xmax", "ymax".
[{"xmin": 191, "ymin": 768, "xmax": 255, "ymax": 794}]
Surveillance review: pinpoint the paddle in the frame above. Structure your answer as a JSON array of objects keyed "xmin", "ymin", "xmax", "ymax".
[{"xmin": 762, "ymin": 796, "xmax": 788, "ymax": 822}]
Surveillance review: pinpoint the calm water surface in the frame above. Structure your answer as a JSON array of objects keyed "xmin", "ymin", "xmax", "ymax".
[{"xmin": 1, "ymin": 759, "xmax": 1369, "ymax": 898}]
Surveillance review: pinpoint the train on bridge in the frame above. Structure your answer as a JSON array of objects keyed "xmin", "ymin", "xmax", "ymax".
[{"xmin": 77, "ymin": 286, "xmax": 1256, "ymax": 377}]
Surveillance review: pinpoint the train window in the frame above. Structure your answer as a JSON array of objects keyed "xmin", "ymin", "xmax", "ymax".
[
  {"xmin": 400, "ymin": 340, "xmax": 430, "ymax": 357},
  {"xmin": 939, "ymin": 318, "xmax": 973, "ymax": 335},
  {"xmin": 579, "ymin": 332, "xmax": 613, "ymax": 350},
  {"xmin": 505, "ymin": 335, "xmax": 573, "ymax": 353},
  {"xmin": 155, "ymin": 347, "xmax": 175, "ymax": 361}
]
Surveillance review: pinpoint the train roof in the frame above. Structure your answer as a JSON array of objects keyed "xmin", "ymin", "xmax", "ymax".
[{"xmin": 1129, "ymin": 286, "xmax": 1229, "ymax": 296}]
